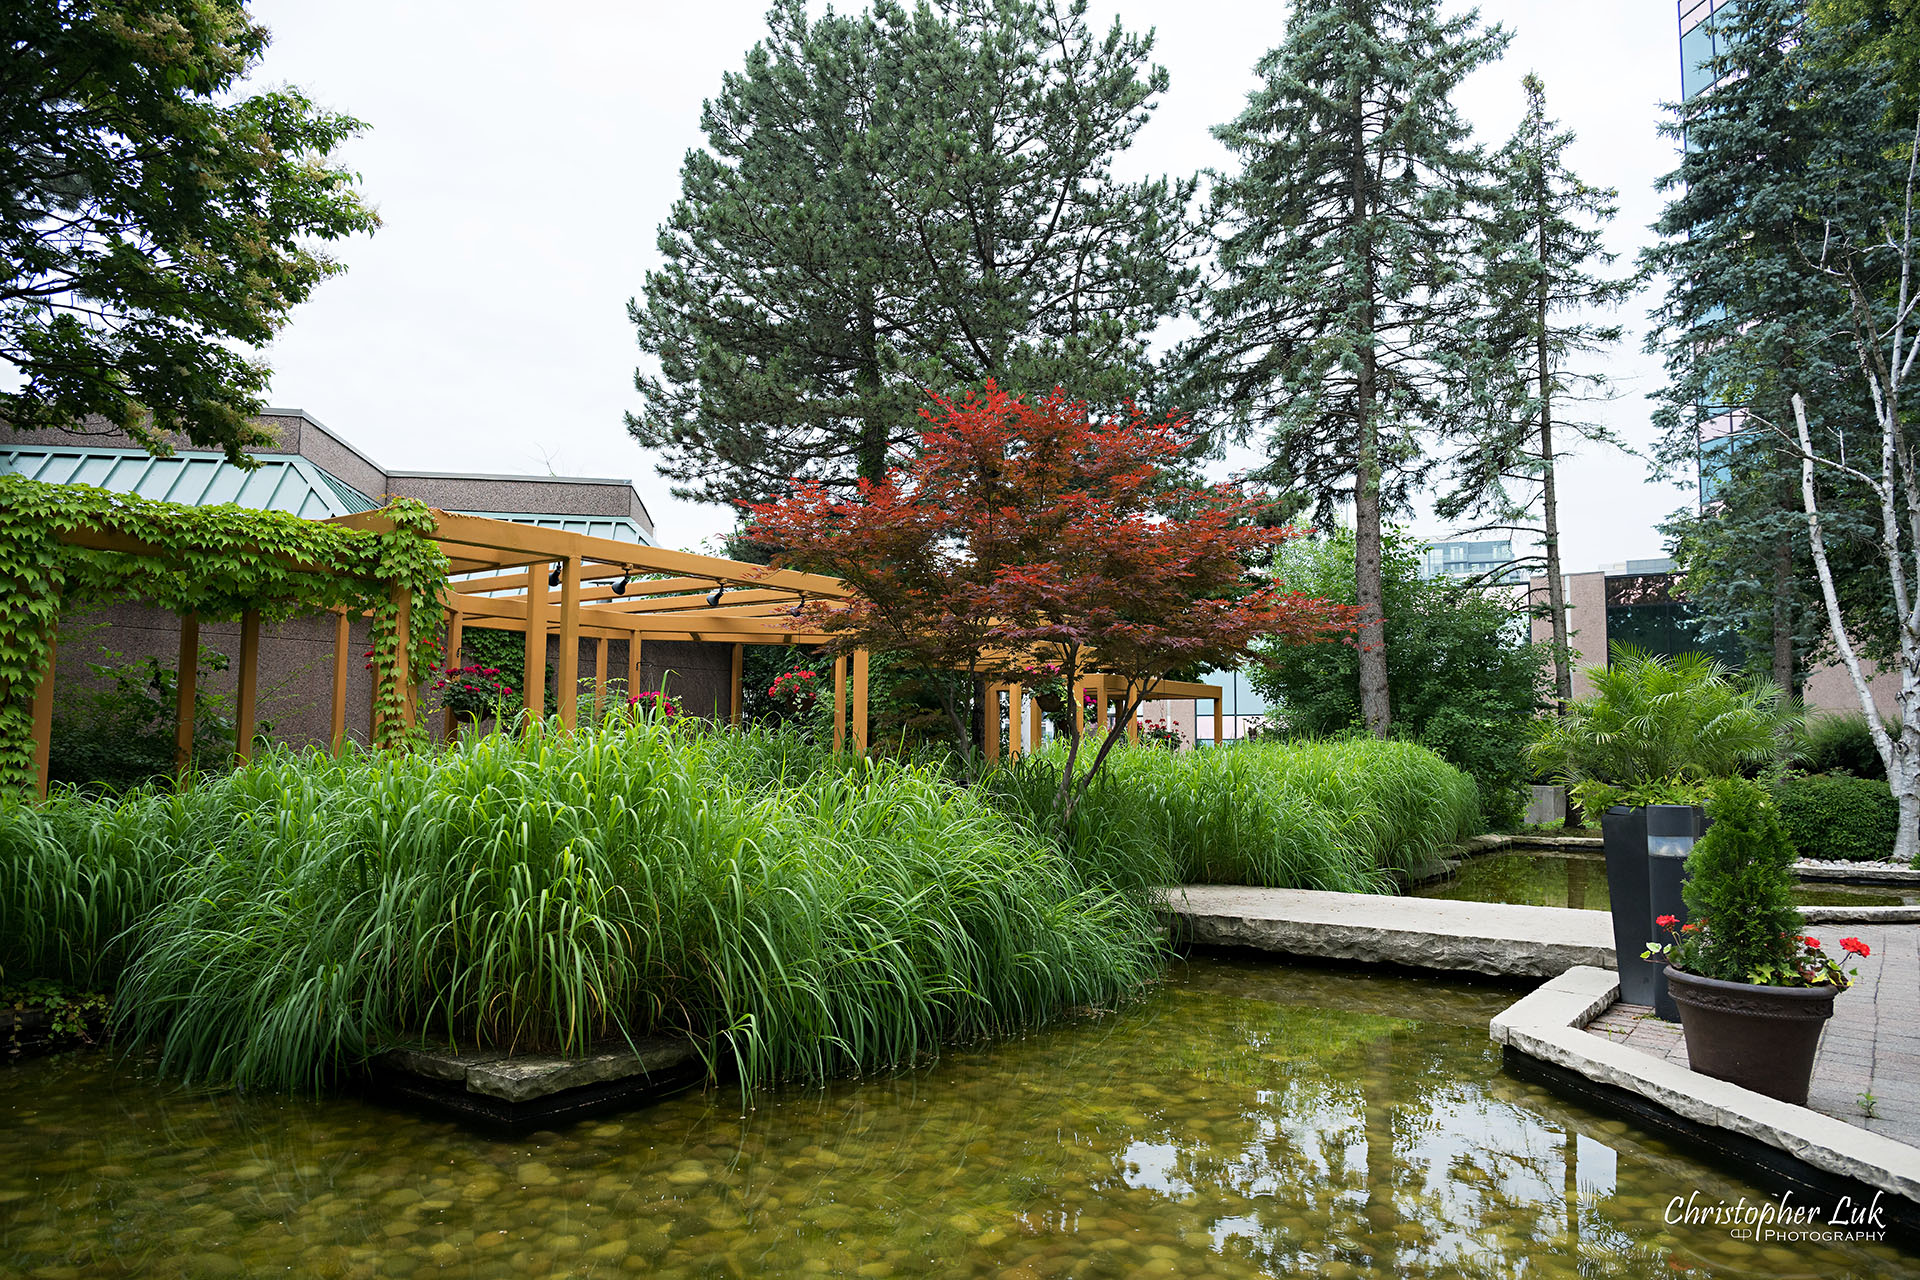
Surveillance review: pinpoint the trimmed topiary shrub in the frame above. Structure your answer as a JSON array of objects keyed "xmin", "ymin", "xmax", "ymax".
[{"xmin": 1770, "ymin": 773, "xmax": 1900, "ymax": 862}]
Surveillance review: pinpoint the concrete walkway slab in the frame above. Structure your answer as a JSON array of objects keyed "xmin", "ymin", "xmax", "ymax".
[
  {"xmin": 1159, "ymin": 884, "xmax": 1615, "ymax": 977},
  {"xmin": 1589, "ymin": 924, "xmax": 1920, "ymax": 1148}
]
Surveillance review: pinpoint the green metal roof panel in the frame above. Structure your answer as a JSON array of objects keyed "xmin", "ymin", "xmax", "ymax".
[
  {"xmin": 0, "ymin": 447, "xmax": 378, "ymax": 519},
  {"xmin": 455, "ymin": 511, "xmax": 654, "ymax": 545}
]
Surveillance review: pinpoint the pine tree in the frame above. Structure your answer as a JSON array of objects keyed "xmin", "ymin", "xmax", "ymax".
[
  {"xmin": 628, "ymin": 0, "xmax": 1200, "ymax": 507},
  {"xmin": 1185, "ymin": 0, "xmax": 1508, "ymax": 736},
  {"xmin": 1441, "ymin": 74, "xmax": 1635, "ymax": 710}
]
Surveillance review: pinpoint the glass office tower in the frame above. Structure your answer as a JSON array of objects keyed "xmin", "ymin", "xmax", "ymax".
[{"xmin": 1677, "ymin": 0, "xmax": 1754, "ymax": 506}]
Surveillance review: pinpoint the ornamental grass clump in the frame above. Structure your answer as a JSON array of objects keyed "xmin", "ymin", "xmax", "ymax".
[
  {"xmin": 4, "ymin": 716, "xmax": 1161, "ymax": 1094},
  {"xmin": 980, "ymin": 736, "xmax": 1480, "ymax": 890}
]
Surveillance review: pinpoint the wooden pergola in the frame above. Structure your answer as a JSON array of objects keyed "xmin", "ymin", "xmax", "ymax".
[
  {"xmin": 980, "ymin": 675, "xmax": 1225, "ymax": 761},
  {"xmin": 329, "ymin": 509, "xmax": 874, "ymax": 750},
  {"xmin": 23, "ymin": 506, "xmax": 1227, "ymax": 796}
]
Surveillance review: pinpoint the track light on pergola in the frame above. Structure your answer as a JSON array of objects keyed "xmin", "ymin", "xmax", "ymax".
[
  {"xmin": 548, "ymin": 563, "xmax": 562, "ymax": 587},
  {"xmin": 706, "ymin": 586, "xmax": 725, "ymax": 608},
  {"xmin": 612, "ymin": 568, "xmax": 631, "ymax": 596}
]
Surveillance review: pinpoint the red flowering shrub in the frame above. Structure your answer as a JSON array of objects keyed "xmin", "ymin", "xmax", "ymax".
[{"xmin": 433, "ymin": 664, "xmax": 516, "ymax": 716}]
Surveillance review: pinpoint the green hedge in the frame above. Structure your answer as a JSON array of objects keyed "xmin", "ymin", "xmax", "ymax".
[{"xmin": 1769, "ymin": 773, "xmax": 1900, "ymax": 862}]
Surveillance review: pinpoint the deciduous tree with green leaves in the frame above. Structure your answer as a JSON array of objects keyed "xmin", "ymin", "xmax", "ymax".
[
  {"xmin": 1, "ymin": 0, "xmax": 379, "ymax": 460},
  {"xmin": 1443, "ymin": 73, "xmax": 1635, "ymax": 709},
  {"xmin": 1185, "ymin": 0, "xmax": 1508, "ymax": 738},
  {"xmin": 629, "ymin": 0, "xmax": 1200, "ymax": 506},
  {"xmin": 1249, "ymin": 529, "xmax": 1545, "ymax": 827}
]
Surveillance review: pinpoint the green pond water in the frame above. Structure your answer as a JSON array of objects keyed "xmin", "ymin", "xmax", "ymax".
[
  {"xmin": 4, "ymin": 957, "xmax": 1914, "ymax": 1279},
  {"xmin": 1413, "ymin": 852, "xmax": 1920, "ymax": 912}
]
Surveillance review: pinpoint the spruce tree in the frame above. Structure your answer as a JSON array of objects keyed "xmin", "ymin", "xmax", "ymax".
[
  {"xmin": 1186, "ymin": 0, "xmax": 1508, "ymax": 736},
  {"xmin": 628, "ymin": 0, "xmax": 1200, "ymax": 507},
  {"xmin": 1441, "ymin": 74, "xmax": 1635, "ymax": 710},
  {"xmin": 1643, "ymin": 0, "xmax": 1896, "ymax": 686}
]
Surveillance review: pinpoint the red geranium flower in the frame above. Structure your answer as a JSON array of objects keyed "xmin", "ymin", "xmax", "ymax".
[
  {"xmin": 1656, "ymin": 915, "xmax": 1678, "ymax": 929},
  {"xmin": 1841, "ymin": 937, "xmax": 1871, "ymax": 957},
  {"xmin": 1802, "ymin": 936, "xmax": 1821, "ymax": 949}
]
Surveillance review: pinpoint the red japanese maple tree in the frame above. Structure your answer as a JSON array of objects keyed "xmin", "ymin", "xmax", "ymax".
[{"xmin": 745, "ymin": 383, "xmax": 1358, "ymax": 821}]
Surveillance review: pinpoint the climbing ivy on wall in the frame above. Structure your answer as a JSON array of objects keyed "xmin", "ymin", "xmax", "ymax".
[{"xmin": 0, "ymin": 475, "xmax": 450, "ymax": 790}]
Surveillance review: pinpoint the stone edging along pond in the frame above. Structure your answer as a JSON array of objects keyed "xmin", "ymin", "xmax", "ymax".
[{"xmin": 1493, "ymin": 967, "xmax": 1920, "ymax": 1236}]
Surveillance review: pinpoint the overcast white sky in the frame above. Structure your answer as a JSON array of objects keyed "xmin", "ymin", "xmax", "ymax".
[{"xmin": 246, "ymin": 0, "xmax": 1692, "ymax": 568}]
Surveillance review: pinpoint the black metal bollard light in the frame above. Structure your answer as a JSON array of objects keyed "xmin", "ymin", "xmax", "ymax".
[
  {"xmin": 1601, "ymin": 806, "xmax": 1658, "ymax": 1005},
  {"xmin": 1645, "ymin": 804, "xmax": 1703, "ymax": 1022}
]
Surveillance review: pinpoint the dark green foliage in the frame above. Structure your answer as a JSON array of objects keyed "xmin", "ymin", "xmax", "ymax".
[
  {"xmin": 1678, "ymin": 777, "xmax": 1805, "ymax": 983},
  {"xmin": 1183, "ymin": 0, "xmax": 1509, "ymax": 736},
  {"xmin": 629, "ymin": 0, "xmax": 1200, "ymax": 504},
  {"xmin": 1645, "ymin": 0, "xmax": 1906, "ymax": 675},
  {"xmin": 1, "ymin": 0, "xmax": 379, "ymax": 459},
  {"xmin": 1793, "ymin": 712, "xmax": 1896, "ymax": 780},
  {"xmin": 1770, "ymin": 773, "xmax": 1900, "ymax": 861},
  {"xmin": 453, "ymin": 628, "xmax": 554, "ymax": 717},
  {"xmin": 48, "ymin": 646, "xmax": 236, "ymax": 791},
  {"xmin": 1248, "ymin": 532, "xmax": 1544, "ymax": 827}
]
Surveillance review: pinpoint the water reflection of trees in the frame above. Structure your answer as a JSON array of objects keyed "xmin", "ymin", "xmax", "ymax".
[{"xmin": 1076, "ymin": 965, "xmax": 1910, "ymax": 1280}]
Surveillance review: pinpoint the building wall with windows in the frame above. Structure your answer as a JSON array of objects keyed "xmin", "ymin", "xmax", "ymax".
[{"xmin": 1420, "ymin": 539, "xmax": 1527, "ymax": 586}]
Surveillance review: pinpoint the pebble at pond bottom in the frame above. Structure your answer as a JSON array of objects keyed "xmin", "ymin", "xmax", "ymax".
[{"xmin": 3, "ymin": 958, "xmax": 1915, "ymax": 1279}]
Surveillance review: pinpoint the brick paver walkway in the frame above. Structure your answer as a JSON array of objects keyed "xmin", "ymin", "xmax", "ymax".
[{"xmin": 1586, "ymin": 924, "xmax": 1920, "ymax": 1147}]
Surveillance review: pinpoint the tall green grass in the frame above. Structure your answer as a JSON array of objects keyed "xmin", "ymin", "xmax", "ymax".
[
  {"xmin": 0, "ymin": 724, "xmax": 1477, "ymax": 1094},
  {"xmin": 3, "ymin": 717, "xmax": 1158, "ymax": 1093},
  {"xmin": 981, "ymin": 737, "xmax": 1482, "ymax": 891}
]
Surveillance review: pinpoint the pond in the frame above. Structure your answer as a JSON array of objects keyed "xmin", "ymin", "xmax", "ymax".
[
  {"xmin": 1413, "ymin": 852, "xmax": 1920, "ymax": 913},
  {"xmin": 4, "ymin": 957, "xmax": 1914, "ymax": 1279}
]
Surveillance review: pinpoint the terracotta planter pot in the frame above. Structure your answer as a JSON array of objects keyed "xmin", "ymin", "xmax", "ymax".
[{"xmin": 1664, "ymin": 964, "xmax": 1840, "ymax": 1105}]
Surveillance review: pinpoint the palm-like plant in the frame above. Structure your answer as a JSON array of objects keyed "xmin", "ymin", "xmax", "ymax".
[{"xmin": 1531, "ymin": 646, "xmax": 1799, "ymax": 811}]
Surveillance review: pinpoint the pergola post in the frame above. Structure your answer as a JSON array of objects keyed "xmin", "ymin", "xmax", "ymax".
[
  {"xmin": 1126, "ymin": 684, "xmax": 1140, "ymax": 745},
  {"xmin": 1214, "ymin": 697, "xmax": 1223, "ymax": 747},
  {"xmin": 1028, "ymin": 689, "xmax": 1044, "ymax": 752},
  {"xmin": 628, "ymin": 637, "xmax": 642, "ymax": 701},
  {"xmin": 729, "ymin": 643, "xmax": 744, "ymax": 726},
  {"xmin": 29, "ymin": 627, "xmax": 56, "ymax": 800},
  {"xmin": 833, "ymin": 654, "xmax": 848, "ymax": 753},
  {"xmin": 523, "ymin": 561, "xmax": 548, "ymax": 726},
  {"xmin": 557, "ymin": 555, "xmax": 580, "ymax": 730},
  {"xmin": 1008, "ymin": 682, "xmax": 1023, "ymax": 758},
  {"xmin": 175, "ymin": 612, "xmax": 199, "ymax": 774},
  {"xmin": 382, "ymin": 582, "xmax": 417, "ymax": 736},
  {"xmin": 983, "ymin": 684, "xmax": 1001, "ymax": 763},
  {"xmin": 852, "ymin": 648, "xmax": 869, "ymax": 755},
  {"xmin": 443, "ymin": 610, "xmax": 464, "ymax": 742},
  {"xmin": 594, "ymin": 637, "xmax": 608, "ymax": 721},
  {"xmin": 331, "ymin": 609, "xmax": 350, "ymax": 754},
  {"xmin": 235, "ymin": 608, "xmax": 261, "ymax": 764}
]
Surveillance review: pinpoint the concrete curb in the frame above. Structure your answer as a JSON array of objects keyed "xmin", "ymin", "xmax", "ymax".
[{"xmin": 1493, "ymin": 967, "xmax": 1920, "ymax": 1208}]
